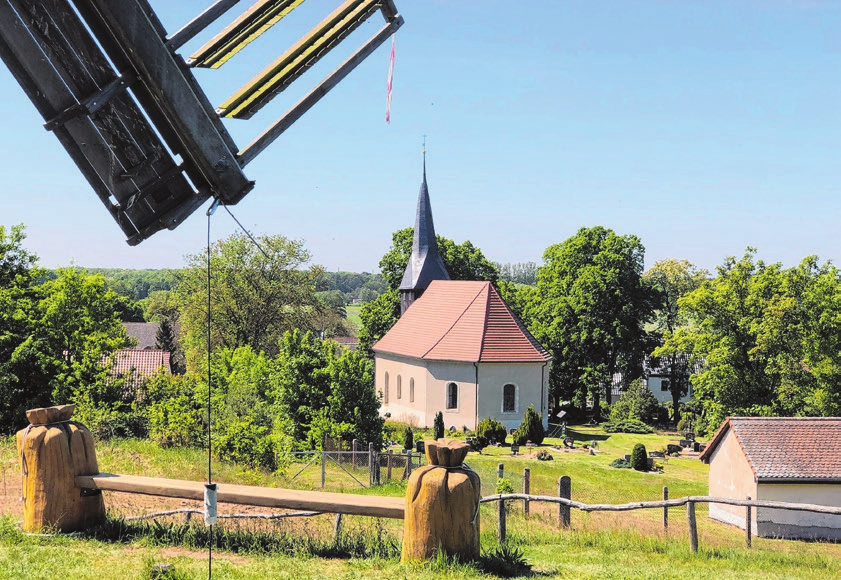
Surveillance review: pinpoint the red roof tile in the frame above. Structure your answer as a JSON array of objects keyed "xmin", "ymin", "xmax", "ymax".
[
  {"xmin": 373, "ymin": 281, "xmax": 551, "ymax": 363},
  {"xmin": 700, "ymin": 417, "xmax": 841, "ymax": 481},
  {"xmin": 109, "ymin": 349, "xmax": 171, "ymax": 378}
]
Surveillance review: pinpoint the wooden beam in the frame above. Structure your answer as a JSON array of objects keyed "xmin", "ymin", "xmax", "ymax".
[{"xmin": 76, "ymin": 473, "xmax": 405, "ymax": 519}]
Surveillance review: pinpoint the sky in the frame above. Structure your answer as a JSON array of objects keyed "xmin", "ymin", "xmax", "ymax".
[{"xmin": 1, "ymin": 1, "xmax": 840, "ymax": 275}]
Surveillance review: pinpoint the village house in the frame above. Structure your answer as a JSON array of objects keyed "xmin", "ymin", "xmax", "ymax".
[
  {"xmin": 373, "ymin": 160, "xmax": 551, "ymax": 430},
  {"xmin": 699, "ymin": 416, "xmax": 841, "ymax": 540}
]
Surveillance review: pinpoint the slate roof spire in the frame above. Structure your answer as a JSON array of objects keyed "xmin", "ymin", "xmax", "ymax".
[{"xmin": 399, "ymin": 151, "xmax": 450, "ymax": 314}]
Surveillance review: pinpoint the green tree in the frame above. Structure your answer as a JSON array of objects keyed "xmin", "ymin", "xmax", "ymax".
[
  {"xmin": 644, "ymin": 259, "xmax": 709, "ymax": 422},
  {"xmin": 357, "ymin": 288, "xmax": 400, "ymax": 357},
  {"xmin": 609, "ymin": 380, "xmax": 661, "ymax": 425},
  {"xmin": 326, "ymin": 349, "xmax": 384, "ymax": 449},
  {"xmin": 177, "ymin": 233, "xmax": 323, "ymax": 367},
  {"xmin": 271, "ymin": 330, "xmax": 334, "ymax": 444},
  {"xmin": 433, "ymin": 410, "xmax": 445, "ymax": 440},
  {"xmin": 631, "ymin": 443, "xmax": 648, "ymax": 472},
  {"xmin": 663, "ymin": 250, "xmax": 817, "ymax": 431},
  {"xmin": 527, "ymin": 227, "xmax": 659, "ymax": 419},
  {"xmin": 513, "ymin": 404, "xmax": 545, "ymax": 445}
]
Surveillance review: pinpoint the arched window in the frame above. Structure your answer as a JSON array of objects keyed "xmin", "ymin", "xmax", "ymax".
[
  {"xmin": 447, "ymin": 382, "xmax": 458, "ymax": 410},
  {"xmin": 409, "ymin": 378, "xmax": 415, "ymax": 403},
  {"xmin": 384, "ymin": 372, "xmax": 389, "ymax": 404},
  {"xmin": 503, "ymin": 384, "xmax": 517, "ymax": 413},
  {"xmin": 397, "ymin": 375, "xmax": 402, "ymax": 399}
]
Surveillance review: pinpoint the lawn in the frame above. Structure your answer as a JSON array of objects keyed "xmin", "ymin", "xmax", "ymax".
[{"xmin": 3, "ymin": 428, "xmax": 841, "ymax": 579}]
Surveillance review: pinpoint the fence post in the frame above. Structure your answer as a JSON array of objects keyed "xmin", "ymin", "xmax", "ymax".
[
  {"xmin": 407, "ymin": 450, "xmax": 413, "ymax": 478},
  {"xmin": 663, "ymin": 486, "xmax": 669, "ymax": 530},
  {"xmin": 321, "ymin": 451, "xmax": 326, "ymax": 489},
  {"xmin": 338, "ymin": 436, "xmax": 343, "ymax": 466},
  {"xmin": 558, "ymin": 475, "xmax": 571, "ymax": 528},
  {"xmin": 387, "ymin": 449, "xmax": 393, "ymax": 481},
  {"xmin": 746, "ymin": 496, "xmax": 752, "ymax": 549},
  {"xmin": 333, "ymin": 513, "xmax": 343, "ymax": 541},
  {"xmin": 687, "ymin": 501, "xmax": 698, "ymax": 553},
  {"xmin": 368, "ymin": 442, "xmax": 374, "ymax": 485},
  {"xmin": 498, "ymin": 492, "xmax": 507, "ymax": 544},
  {"xmin": 523, "ymin": 468, "xmax": 530, "ymax": 518},
  {"xmin": 497, "ymin": 463, "xmax": 505, "ymax": 524},
  {"xmin": 497, "ymin": 463, "xmax": 504, "ymax": 480},
  {"xmin": 352, "ymin": 439, "xmax": 358, "ymax": 469}
]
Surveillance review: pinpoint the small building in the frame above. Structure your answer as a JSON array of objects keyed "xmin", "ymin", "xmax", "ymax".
[{"xmin": 699, "ymin": 417, "xmax": 841, "ymax": 540}]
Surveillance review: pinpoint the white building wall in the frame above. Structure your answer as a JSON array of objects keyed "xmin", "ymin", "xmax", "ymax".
[
  {"xmin": 426, "ymin": 360, "xmax": 479, "ymax": 430},
  {"xmin": 647, "ymin": 376, "xmax": 693, "ymax": 404},
  {"xmin": 477, "ymin": 363, "xmax": 548, "ymax": 430},
  {"xmin": 375, "ymin": 353, "xmax": 428, "ymax": 427},
  {"xmin": 756, "ymin": 483, "xmax": 841, "ymax": 540}
]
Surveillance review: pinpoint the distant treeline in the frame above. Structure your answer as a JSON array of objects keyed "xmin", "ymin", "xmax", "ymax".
[{"xmin": 46, "ymin": 268, "xmax": 388, "ymax": 304}]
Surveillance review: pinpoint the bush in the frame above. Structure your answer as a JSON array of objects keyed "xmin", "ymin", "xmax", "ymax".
[
  {"xmin": 403, "ymin": 427, "xmax": 414, "ymax": 450},
  {"xmin": 512, "ymin": 404, "xmax": 545, "ymax": 446},
  {"xmin": 476, "ymin": 417, "xmax": 508, "ymax": 445},
  {"xmin": 601, "ymin": 418, "xmax": 654, "ymax": 434},
  {"xmin": 610, "ymin": 457, "xmax": 631, "ymax": 469},
  {"xmin": 631, "ymin": 443, "xmax": 648, "ymax": 472},
  {"xmin": 480, "ymin": 543, "xmax": 531, "ymax": 578},
  {"xmin": 610, "ymin": 380, "xmax": 660, "ymax": 424},
  {"xmin": 433, "ymin": 411, "xmax": 444, "ymax": 440}
]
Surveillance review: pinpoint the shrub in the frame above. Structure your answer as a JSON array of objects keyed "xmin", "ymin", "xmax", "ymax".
[
  {"xmin": 512, "ymin": 404, "xmax": 545, "ymax": 445},
  {"xmin": 433, "ymin": 411, "xmax": 444, "ymax": 440},
  {"xmin": 496, "ymin": 478, "xmax": 514, "ymax": 495},
  {"xmin": 403, "ymin": 427, "xmax": 414, "ymax": 450},
  {"xmin": 476, "ymin": 417, "xmax": 508, "ymax": 445},
  {"xmin": 631, "ymin": 443, "xmax": 648, "ymax": 471},
  {"xmin": 601, "ymin": 418, "xmax": 654, "ymax": 434},
  {"xmin": 480, "ymin": 544, "xmax": 531, "ymax": 578},
  {"xmin": 610, "ymin": 380, "xmax": 660, "ymax": 424},
  {"xmin": 610, "ymin": 457, "xmax": 631, "ymax": 469},
  {"xmin": 536, "ymin": 449, "xmax": 553, "ymax": 461}
]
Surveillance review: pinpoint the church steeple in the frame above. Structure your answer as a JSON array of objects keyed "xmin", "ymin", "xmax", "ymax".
[{"xmin": 399, "ymin": 152, "xmax": 450, "ymax": 314}]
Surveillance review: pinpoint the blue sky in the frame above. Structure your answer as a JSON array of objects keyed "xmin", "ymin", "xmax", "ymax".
[{"xmin": 1, "ymin": 1, "xmax": 840, "ymax": 274}]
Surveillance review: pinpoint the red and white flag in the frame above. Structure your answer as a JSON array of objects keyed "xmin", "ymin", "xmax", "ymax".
[{"xmin": 385, "ymin": 34, "xmax": 395, "ymax": 123}]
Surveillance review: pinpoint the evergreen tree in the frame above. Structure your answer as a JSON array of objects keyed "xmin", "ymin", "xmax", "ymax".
[{"xmin": 433, "ymin": 411, "xmax": 444, "ymax": 440}]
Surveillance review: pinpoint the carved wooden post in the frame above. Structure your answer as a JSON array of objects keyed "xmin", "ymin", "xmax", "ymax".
[
  {"xmin": 16, "ymin": 405, "xmax": 105, "ymax": 532},
  {"xmin": 402, "ymin": 439, "xmax": 481, "ymax": 561}
]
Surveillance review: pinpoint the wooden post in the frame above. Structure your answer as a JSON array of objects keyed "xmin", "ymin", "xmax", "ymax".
[
  {"xmin": 321, "ymin": 451, "xmax": 326, "ymax": 489},
  {"xmin": 338, "ymin": 436, "xmax": 343, "ymax": 465},
  {"xmin": 497, "ymin": 463, "xmax": 504, "ymax": 480},
  {"xmin": 387, "ymin": 449, "xmax": 393, "ymax": 481},
  {"xmin": 333, "ymin": 513, "xmax": 343, "ymax": 541},
  {"xmin": 558, "ymin": 476, "xmax": 571, "ymax": 528},
  {"xmin": 746, "ymin": 496, "xmax": 752, "ymax": 548},
  {"xmin": 523, "ymin": 468, "xmax": 530, "ymax": 518},
  {"xmin": 497, "ymin": 463, "xmax": 504, "ymax": 522},
  {"xmin": 368, "ymin": 442, "xmax": 374, "ymax": 485},
  {"xmin": 687, "ymin": 501, "xmax": 698, "ymax": 553},
  {"xmin": 407, "ymin": 450, "xmax": 413, "ymax": 478},
  {"xmin": 498, "ymin": 492, "xmax": 507, "ymax": 544},
  {"xmin": 663, "ymin": 486, "xmax": 669, "ymax": 530},
  {"xmin": 352, "ymin": 439, "xmax": 358, "ymax": 469}
]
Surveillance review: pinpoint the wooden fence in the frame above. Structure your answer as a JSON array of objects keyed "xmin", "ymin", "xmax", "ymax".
[{"xmin": 484, "ymin": 473, "xmax": 841, "ymax": 551}]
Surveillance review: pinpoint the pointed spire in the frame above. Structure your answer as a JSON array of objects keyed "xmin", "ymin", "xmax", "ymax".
[{"xmin": 399, "ymin": 149, "xmax": 450, "ymax": 313}]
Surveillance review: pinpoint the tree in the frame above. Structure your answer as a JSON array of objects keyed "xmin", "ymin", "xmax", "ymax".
[
  {"xmin": 271, "ymin": 330, "xmax": 334, "ymax": 444},
  {"xmin": 644, "ymin": 259, "xmax": 709, "ymax": 422},
  {"xmin": 513, "ymin": 404, "xmax": 545, "ymax": 445},
  {"xmin": 663, "ymin": 250, "xmax": 815, "ymax": 432},
  {"xmin": 358, "ymin": 228, "xmax": 499, "ymax": 356},
  {"xmin": 177, "ymin": 233, "xmax": 324, "ymax": 366},
  {"xmin": 156, "ymin": 317, "xmax": 185, "ymax": 374},
  {"xmin": 527, "ymin": 227, "xmax": 659, "ymax": 420},
  {"xmin": 433, "ymin": 411, "xmax": 445, "ymax": 440},
  {"xmin": 326, "ymin": 349, "xmax": 384, "ymax": 449}
]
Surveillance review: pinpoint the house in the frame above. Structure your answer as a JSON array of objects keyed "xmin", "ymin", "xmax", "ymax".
[
  {"xmin": 699, "ymin": 417, "xmax": 841, "ymax": 540},
  {"xmin": 609, "ymin": 355, "xmax": 698, "ymax": 404},
  {"xmin": 373, "ymin": 158, "xmax": 551, "ymax": 430},
  {"xmin": 123, "ymin": 322, "xmax": 160, "ymax": 349}
]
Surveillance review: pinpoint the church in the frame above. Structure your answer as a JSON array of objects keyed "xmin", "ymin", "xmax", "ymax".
[{"xmin": 372, "ymin": 162, "xmax": 551, "ymax": 431}]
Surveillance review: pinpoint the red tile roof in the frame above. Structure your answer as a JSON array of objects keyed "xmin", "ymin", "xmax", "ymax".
[
  {"xmin": 109, "ymin": 349, "xmax": 171, "ymax": 378},
  {"xmin": 373, "ymin": 280, "xmax": 551, "ymax": 363},
  {"xmin": 700, "ymin": 417, "xmax": 841, "ymax": 482}
]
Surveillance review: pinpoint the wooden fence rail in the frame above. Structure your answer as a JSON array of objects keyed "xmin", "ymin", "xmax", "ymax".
[{"xmin": 481, "ymin": 492, "xmax": 841, "ymax": 550}]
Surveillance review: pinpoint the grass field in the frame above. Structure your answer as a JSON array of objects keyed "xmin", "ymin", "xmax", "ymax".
[{"xmin": 3, "ymin": 428, "xmax": 841, "ymax": 579}]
